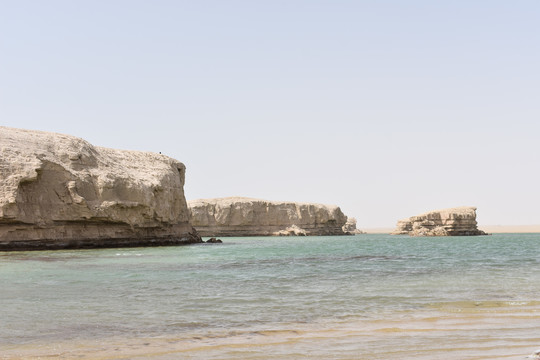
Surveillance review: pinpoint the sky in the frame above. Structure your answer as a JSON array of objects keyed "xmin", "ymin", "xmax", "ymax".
[{"xmin": 1, "ymin": 0, "xmax": 539, "ymax": 228}]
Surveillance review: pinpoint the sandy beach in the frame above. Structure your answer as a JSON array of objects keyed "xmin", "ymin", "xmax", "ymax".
[
  {"xmin": 364, "ymin": 225, "xmax": 540, "ymax": 234},
  {"xmin": 2, "ymin": 301, "xmax": 540, "ymax": 359},
  {"xmin": 480, "ymin": 225, "xmax": 540, "ymax": 233}
]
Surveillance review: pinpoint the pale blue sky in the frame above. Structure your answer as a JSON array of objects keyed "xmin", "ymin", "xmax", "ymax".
[{"xmin": 1, "ymin": 1, "xmax": 539, "ymax": 227}]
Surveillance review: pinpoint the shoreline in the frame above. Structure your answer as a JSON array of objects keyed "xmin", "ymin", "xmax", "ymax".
[
  {"xmin": 363, "ymin": 225, "xmax": 540, "ymax": 234},
  {"xmin": 2, "ymin": 301, "xmax": 539, "ymax": 359}
]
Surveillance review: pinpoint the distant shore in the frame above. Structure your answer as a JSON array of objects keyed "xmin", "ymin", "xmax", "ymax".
[{"xmin": 363, "ymin": 225, "xmax": 540, "ymax": 234}]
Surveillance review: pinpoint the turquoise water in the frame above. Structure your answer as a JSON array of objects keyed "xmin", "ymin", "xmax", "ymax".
[{"xmin": 1, "ymin": 234, "xmax": 539, "ymax": 359}]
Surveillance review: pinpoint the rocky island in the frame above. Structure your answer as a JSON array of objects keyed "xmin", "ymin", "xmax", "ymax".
[
  {"xmin": 391, "ymin": 206, "xmax": 487, "ymax": 236},
  {"xmin": 0, "ymin": 126, "xmax": 201, "ymax": 250},
  {"xmin": 188, "ymin": 197, "xmax": 350, "ymax": 236}
]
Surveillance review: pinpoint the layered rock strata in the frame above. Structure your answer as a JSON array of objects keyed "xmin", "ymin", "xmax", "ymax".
[
  {"xmin": 391, "ymin": 206, "xmax": 487, "ymax": 236},
  {"xmin": 342, "ymin": 217, "xmax": 365, "ymax": 234},
  {"xmin": 188, "ymin": 197, "xmax": 348, "ymax": 236},
  {"xmin": 0, "ymin": 126, "xmax": 201, "ymax": 250}
]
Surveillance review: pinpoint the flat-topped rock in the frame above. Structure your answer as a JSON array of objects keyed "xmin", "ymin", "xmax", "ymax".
[
  {"xmin": 0, "ymin": 126, "xmax": 201, "ymax": 250},
  {"xmin": 391, "ymin": 206, "xmax": 487, "ymax": 236},
  {"xmin": 188, "ymin": 197, "xmax": 349, "ymax": 236}
]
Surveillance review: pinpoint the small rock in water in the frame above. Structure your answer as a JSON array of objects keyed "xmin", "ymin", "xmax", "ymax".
[{"xmin": 206, "ymin": 237, "xmax": 223, "ymax": 243}]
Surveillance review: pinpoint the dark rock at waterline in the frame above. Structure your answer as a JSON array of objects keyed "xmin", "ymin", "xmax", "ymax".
[{"xmin": 206, "ymin": 237, "xmax": 223, "ymax": 243}]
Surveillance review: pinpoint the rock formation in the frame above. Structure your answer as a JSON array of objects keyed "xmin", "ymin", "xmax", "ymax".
[
  {"xmin": 391, "ymin": 206, "xmax": 487, "ymax": 236},
  {"xmin": 188, "ymin": 197, "xmax": 349, "ymax": 236},
  {"xmin": 0, "ymin": 126, "xmax": 201, "ymax": 250},
  {"xmin": 342, "ymin": 217, "xmax": 365, "ymax": 234}
]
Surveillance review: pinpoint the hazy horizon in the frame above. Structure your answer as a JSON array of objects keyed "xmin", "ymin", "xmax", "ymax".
[{"xmin": 1, "ymin": 1, "xmax": 539, "ymax": 227}]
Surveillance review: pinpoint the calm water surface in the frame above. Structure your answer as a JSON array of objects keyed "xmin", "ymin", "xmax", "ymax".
[{"xmin": 1, "ymin": 234, "xmax": 539, "ymax": 359}]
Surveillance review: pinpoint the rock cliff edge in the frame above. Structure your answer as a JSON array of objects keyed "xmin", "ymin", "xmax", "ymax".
[
  {"xmin": 391, "ymin": 206, "xmax": 487, "ymax": 236},
  {"xmin": 0, "ymin": 126, "xmax": 201, "ymax": 250},
  {"xmin": 188, "ymin": 197, "xmax": 349, "ymax": 236}
]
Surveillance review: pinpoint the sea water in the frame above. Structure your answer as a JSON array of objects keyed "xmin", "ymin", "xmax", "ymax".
[{"xmin": 1, "ymin": 234, "xmax": 539, "ymax": 359}]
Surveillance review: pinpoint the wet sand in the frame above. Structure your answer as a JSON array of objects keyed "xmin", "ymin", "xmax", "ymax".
[{"xmin": 2, "ymin": 301, "xmax": 539, "ymax": 360}]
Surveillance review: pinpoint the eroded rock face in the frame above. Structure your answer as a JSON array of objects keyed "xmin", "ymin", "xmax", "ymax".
[
  {"xmin": 342, "ymin": 217, "xmax": 365, "ymax": 234},
  {"xmin": 0, "ymin": 126, "xmax": 201, "ymax": 250},
  {"xmin": 391, "ymin": 206, "xmax": 487, "ymax": 236},
  {"xmin": 188, "ymin": 197, "xmax": 348, "ymax": 236}
]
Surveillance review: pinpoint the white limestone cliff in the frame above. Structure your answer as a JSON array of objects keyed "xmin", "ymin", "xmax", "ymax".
[
  {"xmin": 0, "ymin": 126, "xmax": 200, "ymax": 250},
  {"xmin": 342, "ymin": 217, "xmax": 365, "ymax": 234},
  {"xmin": 391, "ymin": 206, "xmax": 487, "ymax": 236},
  {"xmin": 188, "ymin": 197, "xmax": 349, "ymax": 236}
]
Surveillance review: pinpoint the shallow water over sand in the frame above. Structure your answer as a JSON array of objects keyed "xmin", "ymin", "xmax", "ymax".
[{"xmin": 1, "ymin": 234, "xmax": 539, "ymax": 359}]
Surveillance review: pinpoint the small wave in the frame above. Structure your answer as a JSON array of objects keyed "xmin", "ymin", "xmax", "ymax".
[{"xmin": 427, "ymin": 300, "xmax": 540, "ymax": 312}]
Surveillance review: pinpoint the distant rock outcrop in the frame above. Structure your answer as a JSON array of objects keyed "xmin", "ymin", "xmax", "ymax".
[
  {"xmin": 188, "ymin": 197, "xmax": 349, "ymax": 236},
  {"xmin": 0, "ymin": 126, "xmax": 201, "ymax": 250},
  {"xmin": 342, "ymin": 217, "xmax": 365, "ymax": 234},
  {"xmin": 391, "ymin": 206, "xmax": 487, "ymax": 236}
]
